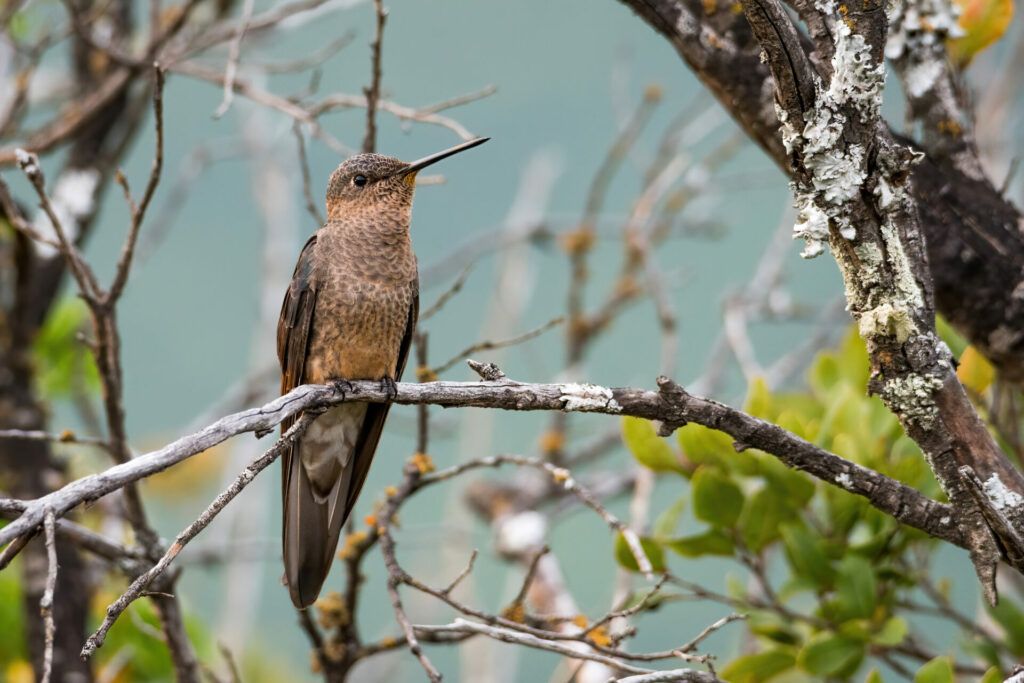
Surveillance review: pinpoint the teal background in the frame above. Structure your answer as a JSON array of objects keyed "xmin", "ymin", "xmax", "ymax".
[{"xmin": 15, "ymin": 0, "xmax": 1017, "ymax": 678}]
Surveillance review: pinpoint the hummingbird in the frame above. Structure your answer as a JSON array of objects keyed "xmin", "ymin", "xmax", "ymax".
[{"xmin": 277, "ymin": 137, "xmax": 488, "ymax": 609}]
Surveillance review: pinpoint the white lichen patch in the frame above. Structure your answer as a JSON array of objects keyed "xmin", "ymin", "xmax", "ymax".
[
  {"xmin": 886, "ymin": 0, "xmax": 964, "ymax": 61},
  {"xmin": 31, "ymin": 168, "xmax": 100, "ymax": 259},
  {"xmin": 858, "ymin": 302, "xmax": 917, "ymax": 342},
  {"xmin": 793, "ymin": 193, "xmax": 830, "ymax": 258},
  {"xmin": 882, "ymin": 373, "xmax": 944, "ymax": 428},
  {"xmin": 559, "ymin": 383, "xmax": 622, "ymax": 413},
  {"xmin": 874, "ymin": 176, "xmax": 897, "ymax": 210},
  {"xmin": 835, "ymin": 472, "xmax": 854, "ymax": 489},
  {"xmin": 982, "ymin": 473, "xmax": 1024, "ymax": 513},
  {"xmin": 827, "ymin": 22, "xmax": 886, "ymax": 122},
  {"xmin": 879, "ymin": 218, "xmax": 924, "ymax": 308},
  {"xmin": 496, "ymin": 511, "xmax": 548, "ymax": 555}
]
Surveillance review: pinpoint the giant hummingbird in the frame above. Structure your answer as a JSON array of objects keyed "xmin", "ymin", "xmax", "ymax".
[{"xmin": 277, "ymin": 137, "xmax": 489, "ymax": 609}]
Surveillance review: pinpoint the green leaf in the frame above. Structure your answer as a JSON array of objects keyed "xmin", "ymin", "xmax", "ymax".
[
  {"xmin": 780, "ymin": 522, "xmax": 833, "ymax": 587},
  {"xmin": 748, "ymin": 612, "xmax": 801, "ymax": 646},
  {"xmin": 914, "ymin": 656, "xmax": 953, "ymax": 683},
  {"xmin": 720, "ymin": 649, "xmax": 795, "ymax": 683},
  {"xmin": 744, "ymin": 377, "xmax": 775, "ymax": 420},
  {"xmin": 613, "ymin": 533, "xmax": 665, "ymax": 573},
  {"xmin": 865, "ymin": 670, "xmax": 885, "ymax": 683},
  {"xmin": 835, "ymin": 554, "xmax": 877, "ymax": 620},
  {"xmin": 32, "ymin": 297, "xmax": 100, "ymax": 398},
  {"xmin": 622, "ymin": 416, "xmax": 684, "ymax": 473},
  {"xmin": 980, "ymin": 667, "xmax": 1003, "ymax": 683},
  {"xmin": 987, "ymin": 598, "xmax": 1024, "ymax": 656},
  {"xmin": 652, "ymin": 496, "xmax": 687, "ymax": 542},
  {"xmin": 677, "ymin": 423, "xmax": 755, "ymax": 474},
  {"xmin": 872, "ymin": 616, "xmax": 908, "ymax": 646},
  {"xmin": 692, "ymin": 467, "xmax": 744, "ymax": 527},
  {"xmin": 667, "ymin": 530, "xmax": 735, "ymax": 558},
  {"xmin": 758, "ymin": 457, "xmax": 815, "ymax": 510},
  {"xmin": 739, "ymin": 487, "xmax": 789, "ymax": 552},
  {"xmin": 798, "ymin": 634, "xmax": 864, "ymax": 677}
]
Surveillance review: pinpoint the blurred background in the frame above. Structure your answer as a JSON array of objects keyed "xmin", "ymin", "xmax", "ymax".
[{"xmin": 2, "ymin": 0, "xmax": 1022, "ymax": 680}]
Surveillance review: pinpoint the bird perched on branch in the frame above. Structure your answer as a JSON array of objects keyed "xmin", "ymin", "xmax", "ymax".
[{"xmin": 277, "ymin": 137, "xmax": 489, "ymax": 609}]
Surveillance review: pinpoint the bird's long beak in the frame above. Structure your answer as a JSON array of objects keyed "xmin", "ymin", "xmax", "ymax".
[{"xmin": 400, "ymin": 137, "xmax": 489, "ymax": 178}]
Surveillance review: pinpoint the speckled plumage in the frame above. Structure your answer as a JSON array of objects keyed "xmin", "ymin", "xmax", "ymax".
[{"xmin": 278, "ymin": 153, "xmax": 419, "ymax": 610}]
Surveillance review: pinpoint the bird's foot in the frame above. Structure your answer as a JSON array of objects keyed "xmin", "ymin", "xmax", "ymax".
[
  {"xmin": 379, "ymin": 376, "xmax": 398, "ymax": 401},
  {"xmin": 331, "ymin": 378, "xmax": 356, "ymax": 399}
]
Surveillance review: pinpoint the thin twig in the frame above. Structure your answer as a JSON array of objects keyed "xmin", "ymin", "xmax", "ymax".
[
  {"xmin": 40, "ymin": 506, "xmax": 57, "ymax": 683},
  {"xmin": 361, "ymin": 0, "xmax": 386, "ymax": 153},
  {"xmin": 81, "ymin": 413, "xmax": 318, "ymax": 660},
  {"xmin": 432, "ymin": 317, "xmax": 564, "ymax": 376}
]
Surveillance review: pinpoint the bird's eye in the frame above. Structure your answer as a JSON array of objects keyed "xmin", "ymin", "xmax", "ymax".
[{"xmin": 353, "ymin": 174, "xmax": 368, "ymax": 187}]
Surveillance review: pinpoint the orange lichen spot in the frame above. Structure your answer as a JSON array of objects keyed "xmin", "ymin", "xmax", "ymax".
[
  {"xmin": 59, "ymin": 429, "xmax": 75, "ymax": 442},
  {"xmin": 701, "ymin": 0, "xmax": 717, "ymax": 13},
  {"xmin": 921, "ymin": 18, "xmax": 934, "ymax": 31},
  {"xmin": 411, "ymin": 452, "xmax": 435, "ymax": 474},
  {"xmin": 730, "ymin": 2, "xmax": 743, "ymax": 13},
  {"xmin": 539, "ymin": 430, "xmax": 565, "ymax": 455},
  {"xmin": 385, "ymin": 485, "xmax": 398, "ymax": 498},
  {"xmin": 844, "ymin": 17, "xmax": 855, "ymax": 29},
  {"xmin": 552, "ymin": 467, "xmax": 571, "ymax": 485},
  {"xmin": 315, "ymin": 591, "xmax": 350, "ymax": 630},
  {"xmin": 937, "ymin": 119, "xmax": 963, "ymax": 136},
  {"xmin": 839, "ymin": 4, "xmax": 849, "ymax": 14},
  {"xmin": 323, "ymin": 638, "xmax": 346, "ymax": 662},
  {"xmin": 572, "ymin": 614, "xmax": 588, "ymax": 629},
  {"xmin": 561, "ymin": 226, "xmax": 596, "ymax": 255},
  {"xmin": 416, "ymin": 365, "xmax": 438, "ymax": 382},
  {"xmin": 644, "ymin": 83, "xmax": 665, "ymax": 102},
  {"xmin": 337, "ymin": 530, "xmax": 368, "ymax": 560},
  {"xmin": 590, "ymin": 625, "xmax": 612, "ymax": 647},
  {"xmin": 706, "ymin": 31, "xmax": 722, "ymax": 49},
  {"xmin": 364, "ymin": 514, "xmax": 377, "ymax": 527},
  {"xmin": 380, "ymin": 636, "xmax": 398, "ymax": 649},
  {"xmin": 501, "ymin": 602, "xmax": 526, "ymax": 623},
  {"xmin": 614, "ymin": 275, "xmax": 642, "ymax": 300}
]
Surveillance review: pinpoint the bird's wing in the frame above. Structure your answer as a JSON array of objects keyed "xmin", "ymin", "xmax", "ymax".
[
  {"xmin": 277, "ymin": 234, "xmax": 318, "ymax": 436},
  {"xmin": 337, "ymin": 291, "xmax": 419, "ymax": 519}
]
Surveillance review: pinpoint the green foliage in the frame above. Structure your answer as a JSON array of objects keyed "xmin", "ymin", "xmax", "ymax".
[
  {"xmin": 614, "ymin": 533, "xmax": 665, "ymax": 573},
  {"xmin": 691, "ymin": 467, "xmax": 743, "ymax": 527},
  {"xmin": 32, "ymin": 297, "xmax": 100, "ymax": 398},
  {"xmin": 622, "ymin": 416, "xmax": 686, "ymax": 474},
  {"xmin": 0, "ymin": 568, "xmax": 27, "ymax": 665},
  {"xmin": 619, "ymin": 327, "xmax": 1019, "ymax": 681},
  {"xmin": 914, "ymin": 656, "xmax": 953, "ymax": 683}
]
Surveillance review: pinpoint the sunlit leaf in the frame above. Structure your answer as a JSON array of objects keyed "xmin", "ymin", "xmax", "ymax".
[
  {"xmin": 957, "ymin": 345, "xmax": 995, "ymax": 394},
  {"xmin": 914, "ymin": 656, "xmax": 954, "ymax": 683},
  {"xmin": 720, "ymin": 649, "xmax": 795, "ymax": 683},
  {"xmin": 622, "ymin": 416, "xmax": 684, "ymax": 473},
  {"xmin": 653, "ymin": 496, "xmax": 687, "ymax": 542},
  {"xmin": 873, "ymin": 617, "xmax": 908, "ymax": 646},
  {"xmin": 667, "ymin": 529, "xmax": 735, "ymax": 557},
  {"xmin": 949, "ymin": 0, "xmax": 1014, "ymax": 67},
  {"xmin": 614, "ymin": 533, "xmax": 665, "ymax": 573}
]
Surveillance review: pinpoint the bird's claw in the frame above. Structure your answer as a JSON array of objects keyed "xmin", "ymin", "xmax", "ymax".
[
  {"xmin": 331, "ymin": 378, "xmax": 355, "ymax": 398},
  {"xmin": 379, "ymin": 376, "xmax": 398, "ymax": 401}
]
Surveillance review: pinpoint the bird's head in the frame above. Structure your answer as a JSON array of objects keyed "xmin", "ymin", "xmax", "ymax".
[{"xmin": 325, "ymin": 137, "xmax": 488, "ymax": 221}]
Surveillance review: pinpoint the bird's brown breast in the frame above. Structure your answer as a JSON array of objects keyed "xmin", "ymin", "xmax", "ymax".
[{"xmin": 304, "ymin": 219, "xmax": 417, "ymax": 384}]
